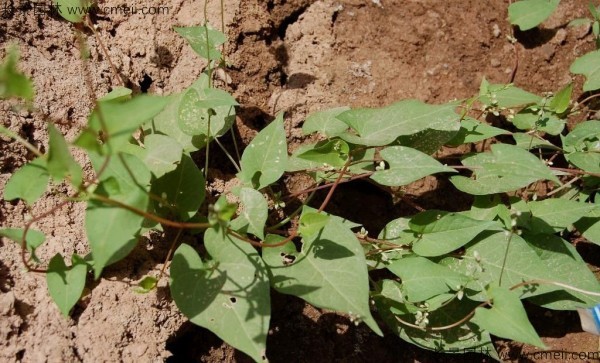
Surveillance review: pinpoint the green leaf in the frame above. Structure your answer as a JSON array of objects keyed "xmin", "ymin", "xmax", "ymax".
[
  {"xmin": 47, "ymin": 124, "xmax": 82, "ymax": 186},
  {"xmin": 508, "ymin": 0, "xmax": 560, "ymax": 31},
  {"xmin": 571, "ymin": 50, "xmax": 600, "ymax": 92},
  {"xmin": 150, "ymin": 81, "xmax": 209, "ymax": 152},
  {"xmin": 447, "ymin": 118, "xmax": 509, "ymax": 146},
  {"xmin": 0, "ymin": 228, "xmax": 45, "ymax": 260},
  {"xmin": 370, "ymin": 146, "xmax": 455, "ymax": 187},
  {"xmin": 238, "ymin": 113, "xmax": 287, "ymax": 189},
  {"xmin": 151, "ymin": 154, "xmax": 205, "ymax": 221},
  {"xmin": 302, "ymin": 106, "xmax": 350, "ymax": 137},
  {"xmin": 177, "ymin": 86, "xmax": 236, "ymax": 137},
  {"xmin": 98, "ymin": 87, "xmax": 132, "ymax": 102},
  {"xmin": 442, "ymin": 231, "xmax": 599, "ymax": 309},
  {"xmin": 511, "ymin": 107, "xmax": 565, "ymax": 135},
  {"xmin": 524, "ymin": 233, "xmax": 600, "ymax": 309},
  {"xmin": 263, "ymin": 218, "xmax": 383, "ymax": 336},
  {"xmin": 47, "ymin": 253, "xmax": 87, "ymax": 316},
  {"xmin": 175, "ymin": 26, "xmax": 227, "ymax": 61},
  {"xmin": 395, "ymin": 128, "xmax": 458, "ymax": 155},
  {"xmin": 473, "ymin": 286, "xmax": 545, "ymax": 348},
  {"xmin": 568, "ymin": 18, "xmax": 593, "ymax": 27},
  {"xmin": 567, "ymin": 152, "xmax": 600, "ymax": 173},
  {"xmin": 134, "ymin": 276, "xmax": 158, "ymax": 294},
  {"xmin": 374, "ymin": 295, "xmax": 498, "ymax": 358},
  {"xmin": 142, "ymin": 134, "xmax": 183, "ymax": 178},
  {"xmin": 79, "ymin": 95, "xmax": 170, "ymax": 154},
  {"xmin": 480, "ymin": 84, "xmax": 542, "ymax": 108},
  {"xmin": 54, "ymin": 0, "xmax": 91, "ymax": 23},
  {"xmin": 336, "ymin": 100, "xmax": 460, "ymax": 147},
  {"xmin": 409, "ymin": 210, "xmax": 499, "ymax": 257},
  {"xmin": 562, "ymin": 120, "xmax": 600, "ymax": 152},
  {"xmin": 172, "ymin": 228, "xmax": 271, "ymax": 362},
  {"xmin": 516, "ymin": 199, "xmax": 597, "ymax": 234},
  {"xmin": 87, "ymin": 153, "xmax": 151, "ymax": 277},
  {"xmin": 512, "ymin": 132, "xmax": 559, "ymax": 150},
  {"xmin": 196, "ymin": 88, "xmax": 239, "ymax": 108},
  {"xmin": 4, "ymin": 157, "xmax": 49, "ymax": 205},
  {"xmin": 298, "ymin": 212, "xmax": 330, "ymax": 238},
  {"xmin": 208, "ymin": 195, "xmax": 237, "ymax": 226},
  {"xmin": 450, "ymin": 144, "xmax": 560, "ymax": 195},
  {"xmin": 0, "ymin": 46, "xmax": 34, "ymax": 101},
  {"xmin": 387, "ymin": 257, "xmax": 468, "ymax": 302},
  {"xmin": 296, "ymin": 139, "xmax": 349, "ymax": 167},
  {"xmin": 237, "ymin": 187, "xmax": 268, "ymax": 239},
  {"xmin": 575, "ymin": 207, "xmax": 600, "ymax": 246},
  {"xmin": 548, "ymin": 83, "xmax": 572, "ymax": 114}
]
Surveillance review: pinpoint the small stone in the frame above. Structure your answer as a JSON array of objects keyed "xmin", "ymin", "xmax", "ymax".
[
  {"xmin": 552, "ymin": 28, "xmax": 567, "ymax": 45},
  {"xmin": 490, "ymin": 58, "xmax": 501, "ymax": 67},
  {"xmin": 541, "ymin": 44, "xmax": 556, "ymax": 61},
  {"xmin": 492, "ymin": 23, "xmax": 501, "ymax": 38},
  {"xmin": 574, "ymin": 23, "xmax": 592, "ymax": 40}
]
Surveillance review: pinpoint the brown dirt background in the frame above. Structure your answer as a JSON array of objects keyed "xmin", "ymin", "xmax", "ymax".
[{"xmin": 1, "ymin": 0, "xmax": 600, "ymax": 362}]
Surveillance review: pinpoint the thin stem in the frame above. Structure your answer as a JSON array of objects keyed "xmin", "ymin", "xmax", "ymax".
[
  {"xmin": 266, "ymin": 190, "xmax": 317, "ymax": 231},
  {"xmin": 317, "ymin": 157, "xmax": 352, "ymax": 213},
  {"xmin": 498, "ymin": 231, "xmax": 514, "ymax": 286},
  {"xmin": 284, "ymin": 171, "xmax": 374, "ymax": 200},
  {"xmin": 159, "ymin": 228, "xmax": 183, "ymax": 278},
  {"xmin": 510, "ymin": 279, "xmax": 600, "ymax": 297},
  {"xmin": 214, "ymin": 136, "xmax": 241, "ymax": 172},
  {"xmin": 90, "ymin": 194, "xmax": 211, "ymax": 229},
  {"xmin": 85, "ymin": 15, "xmax": 125, "ymax": 87},
  {"xmin": 0, "ymin": 127, "xmax": 43, "ymax": 157},
  {"xmin": 545, "ymin": 176, "xmax": 581, "ymax": 197},
  {"xmin": 571, "ymin": 93, "xmax": 600, "ymax": 113},
  {"xmin": 21, "ymin": 199, "xmax": 73, "ymax": 273},
  {"xmin": 551, "ymin": 167, "xmax": 600, "ymax": 179}
]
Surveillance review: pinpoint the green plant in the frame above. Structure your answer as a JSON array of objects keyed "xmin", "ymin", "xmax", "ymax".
[
  {"xmin": 509, "ymin": 0, "xmax": 560, "ymax": 31},
  {"xmin": 3, "ymin": 3, "xmax": 600, "ymax": 362}
]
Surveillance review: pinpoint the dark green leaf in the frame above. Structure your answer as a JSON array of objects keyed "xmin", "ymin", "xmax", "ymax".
[
  {"xmin": 336, "ymin": 100, "xmax": 460, "ymax": 146},
  {"xmin": 450, "ymin": 144, "xmax": 560, "ymax": 195},
  {"xmin": 387, "ymin": 256, "xmax": 468, "ymax": 302},
  {"xmin": 151, "ymin": 154, "xmax": 204, "ymax": 221},
  {"xmin": 371, "ymin": 146, "xmax": 455, "ymax": 187}
]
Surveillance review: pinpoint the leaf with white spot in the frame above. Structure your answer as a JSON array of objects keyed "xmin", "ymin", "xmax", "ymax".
[
  {"xmin": 238, "ymin": 113, "xmax": 288, "ymax": 189},
  {"xmin": 237, "ymin": 187, "xmax": 268, "ymax": 239}
]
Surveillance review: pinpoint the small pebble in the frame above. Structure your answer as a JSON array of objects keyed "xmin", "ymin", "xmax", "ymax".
[{"xmin": 492, "ymin": 23, "xmax": 501, "ymax": 38}]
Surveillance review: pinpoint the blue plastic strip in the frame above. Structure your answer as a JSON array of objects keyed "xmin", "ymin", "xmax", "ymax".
[{"xmin": 592, "ymin": 305, "xmax": 600, "ymax": 333}]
